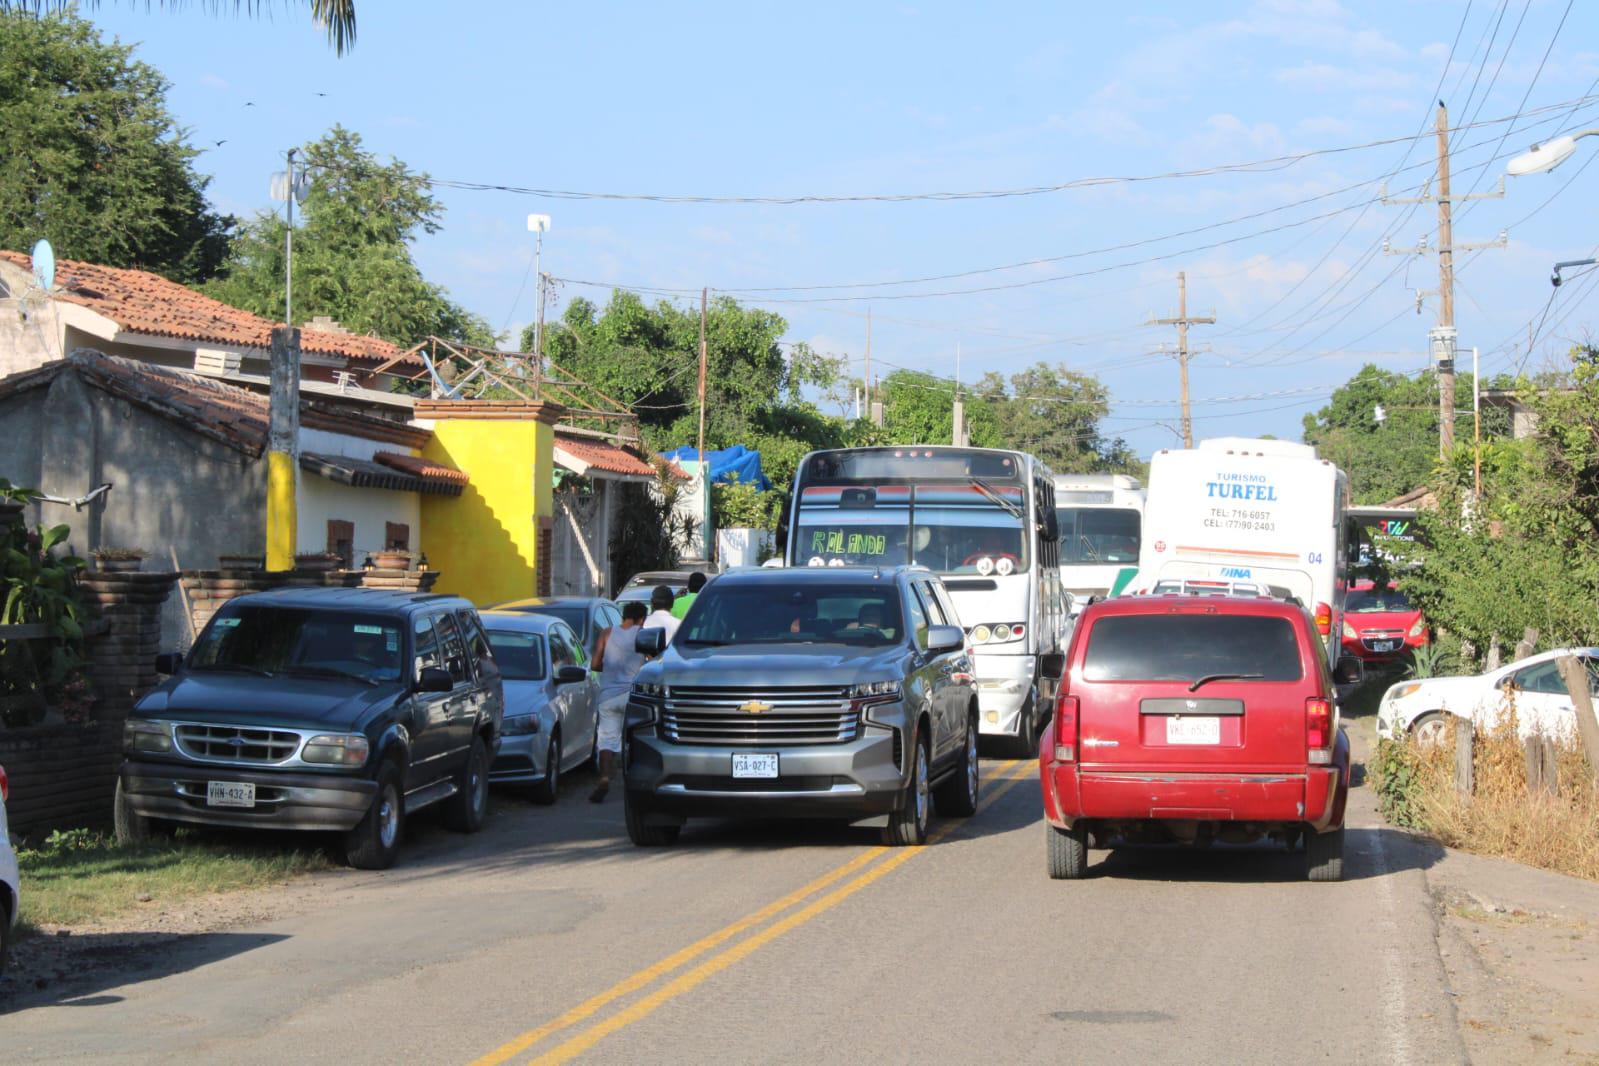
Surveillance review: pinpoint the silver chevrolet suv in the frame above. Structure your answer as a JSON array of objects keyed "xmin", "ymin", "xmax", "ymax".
[{"xmin": 622, "ymin": 566, "xmax": 979, "ymax": 846}]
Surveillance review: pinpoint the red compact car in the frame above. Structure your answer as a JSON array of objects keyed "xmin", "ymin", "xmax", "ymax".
[
  {"xmin": 1341, "ymin": 581, "xmax": 1427, "ymax": 665},
  {"xmin": 1040, "ymin": 594, "xmax": 1356, "ymax": 881}
]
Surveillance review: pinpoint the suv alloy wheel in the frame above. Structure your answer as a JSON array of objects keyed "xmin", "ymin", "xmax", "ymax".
[
  {"xmin": 531, "ymin": 730, "xmax": 561, "ymax": 805},
  {"xmin": 443, "ymin": 735, "xmax": 490, "ymax": 833},
  {"xmin": 933, "ymin": 715, "xmax": 979, "ymax": 817},
  {"xmin": 883, "ymin": 734, "xmax": 930, "ymax": 846}
]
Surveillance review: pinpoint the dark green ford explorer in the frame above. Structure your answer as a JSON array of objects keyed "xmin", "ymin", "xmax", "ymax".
[{"xmin": 116, "ymin": 588, "xmax": 504, "ymax": 869}]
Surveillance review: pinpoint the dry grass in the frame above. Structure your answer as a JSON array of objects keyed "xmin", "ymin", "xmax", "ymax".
[{"xmin": 1401, "ymin": 713, "xmax": 1599, "ymax": 882}]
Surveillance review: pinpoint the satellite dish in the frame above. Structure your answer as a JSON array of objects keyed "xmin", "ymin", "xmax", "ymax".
[{"xmin": 30, "ymin": 239, "xmax": 55, "ymax": 292}]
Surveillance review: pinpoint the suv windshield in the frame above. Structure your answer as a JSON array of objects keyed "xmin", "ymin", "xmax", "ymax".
[
  {"xmin": 483, "ymin": 629, "xmax": 547, "ymax": 681},
  {"xmin": 1346, "ymin": 586, "xmax": 1413, "ymax": 613},
  {"xmin": 190, "ymin": 607, "xmax": 403, "ymax": 683},
  {"xmin": 1083, "ymin": 615, "xmax": 1303, "ymax": 683},
  {"xmin": 793, "ymin": 483, "xmax": 1028, "ymax": 574},
  {"xmin": 681, "ymin": 585, "xmax": 903, "ymax": 646}
]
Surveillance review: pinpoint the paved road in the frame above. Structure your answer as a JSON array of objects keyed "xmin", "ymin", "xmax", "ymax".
[{"xmin": 4, "ymin": 748, "xmax": 1466, "ymax": 1065}]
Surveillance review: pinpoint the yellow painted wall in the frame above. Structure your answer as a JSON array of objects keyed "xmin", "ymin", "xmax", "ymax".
[{"xmin": 421, "ymin": 419, "xmax": 552, "ymax": 606}]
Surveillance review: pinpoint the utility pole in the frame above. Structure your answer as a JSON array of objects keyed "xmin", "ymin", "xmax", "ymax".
[
  {"xmin": 1149, "ymin": 272, "xmax": 1214, "ymax": 448},
  {"xmin": 266, "ymin": 326, "xmax": 301, "ymax": 571},
  {"xmin": 952, "ymin": 342, "xmax": 965, "ymax": 446},
  {"xmin": 863, "ymin": 307, "xmax": 872, "ymax": 419},
  {"xmin": 1382, "ymin": 101, "xmax": 1506, "ymax": 457},
  {"xmin": 697, "ymin": 287, "xmax": 710, "ymax": 563}
]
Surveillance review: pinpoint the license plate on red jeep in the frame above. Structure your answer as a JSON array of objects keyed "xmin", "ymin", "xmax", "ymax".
[{"xmin": 1166, "ymin": 716, "xmax": 1220, "ymax": 745}]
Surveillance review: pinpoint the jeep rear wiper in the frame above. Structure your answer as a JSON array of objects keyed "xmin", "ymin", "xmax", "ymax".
[
  {"xmin": 192, "ymin": 663, "xmax": 275, "ymax": 678},
  {"xmin": 1188, "ymin": 672, "xmax": 1264, "ymax": 692}
]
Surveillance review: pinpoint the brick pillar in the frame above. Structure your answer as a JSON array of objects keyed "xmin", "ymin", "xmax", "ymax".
[{"xmin": 79, "ymin": 570, "xmax": 181, "ymax": 724}]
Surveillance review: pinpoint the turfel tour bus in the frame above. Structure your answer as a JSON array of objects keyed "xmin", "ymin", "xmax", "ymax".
[
  {"xmin": 787, "ymin": 446, "xmax": 1065, "ymax": 755},
  {"xmin": 1133, "ymin": 437, "xmax": 1354, "ymax": 669},
  {"xmin": 1052, "ymin": 472, "xmax": 1145, "ymax": 615}
]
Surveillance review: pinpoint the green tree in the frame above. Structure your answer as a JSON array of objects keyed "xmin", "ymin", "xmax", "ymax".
[
  {"xmin": 876, "ymin": 363, "xmax": 1133, "ymax": 474},
  {"xmin": 1301, "ymin": 364, "xmax": 1509, "ymax": 505},
  {"xmin": 4, "ymin": 1, "xmax": 357, "ymax": 54},
  {"xmin": 208, "ymin": 126, "xmax": 492, "ymax": 347},
  {"xmin": 0, "ymin": 10, "xmax": 233, "ymax": 282}
]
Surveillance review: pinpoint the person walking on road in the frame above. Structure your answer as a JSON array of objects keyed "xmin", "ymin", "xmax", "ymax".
[
  {"xmin": 645, "ymin": 585, "xmax": 681, "ymax": 643},
  {"xmin": 589, "ymin": 601, "xmax": 651, "ymax": 803},
  {"xmin": 670, "ymin": 571, "xmax": 706, "ymax": 620}
]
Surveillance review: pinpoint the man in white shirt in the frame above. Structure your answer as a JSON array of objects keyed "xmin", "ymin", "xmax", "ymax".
[{"xmin": 644, "ymin": 584, "xmax": 681, "ymax": 643}]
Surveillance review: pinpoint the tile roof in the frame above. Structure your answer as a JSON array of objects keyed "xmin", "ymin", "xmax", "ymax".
[
  {"xmin": 0, "ymin": 250, "xmax": 417, "ymax": 367},
  {"xmin": 301, "ymin": 453, "xmax": 464, "ymax": 496},
  {"xmin": 0, "ymin": 350, "xmax": 429, "ymax": 455},
  {"xmin": 372, "ymin": 450, "xmax": 471, "ymax": 488},
  {"xmin": 553, "ymin": 432, "xmax": 672, "ymax": 479}
]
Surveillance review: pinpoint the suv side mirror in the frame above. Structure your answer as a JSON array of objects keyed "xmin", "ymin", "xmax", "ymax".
[
  {"xmin": 417, "ymin": 665, "xmax": 454, "ymax": 693},
  {"xmin": 635, "ymin": 627, "xmax": 667, "ymax": 657},
  {"xmin": 554, "ymin": 664, "xmax": 589, "ymax": 686},
  {"xmin": 1333, "ymin": 656, "xmax": 1365, "ymax": 686},
  {"xmin": 926, "ymin": 624, "xmax": 965, "ymax": 655},
  {"xmin": 1039, "ymin": 652, "xmax": 1066, "ymax": 680},
  {"xmin": 154, "ymin": 652, "xmax": 183, "ymax": 675}
]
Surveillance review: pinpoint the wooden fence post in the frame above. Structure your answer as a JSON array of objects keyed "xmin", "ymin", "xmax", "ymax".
[
  {"xmin": 1541, "ymin": 736, "xmax": 1560, "ymax": 795},
  {"xmin": 1455, "ymin": 717, "xmax": 1474, "ymax": 799},
  {"xmin": 1555, "ymin": 655, "xmax": 1599, "ymax": 787},
  {"xmin": 1514, "ymin": 627, "xmax": 1539, "ymax": 663},
  {"xmin": 1524, "ymin": 736, "xmax": 1544, "ymax": 794}
]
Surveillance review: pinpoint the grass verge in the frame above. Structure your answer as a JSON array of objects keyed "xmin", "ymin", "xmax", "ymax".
[
  {"xmin": 16, "ymin": 829, "xmax": 330, "ymax": 931},
  {"xmin": 1371, "ymin": 715, "xmax": 1599, "ymax": 881}
]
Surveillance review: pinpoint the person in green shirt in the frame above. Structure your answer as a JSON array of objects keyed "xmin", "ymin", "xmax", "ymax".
[{"xmin": 670, "ymin": 570, "xmax": 707, "ymax": 620}]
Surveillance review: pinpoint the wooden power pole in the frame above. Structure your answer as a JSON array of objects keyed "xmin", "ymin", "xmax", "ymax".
[
  {"xmin": 1150, "ymin": 271, "xmax": 1214, "ymax": 448},
  {"xmin": 864, "ymin": 307, "xmax": 872, "ymax": 418}
]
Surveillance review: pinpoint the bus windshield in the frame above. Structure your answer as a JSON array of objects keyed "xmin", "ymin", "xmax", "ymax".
[
  {"xmin": 793, "ymin": 482, "xmax": 1029, "ymax": 575},
  {"xmin": 1058, "ymin": 507, "xmax": 1141, "ymax": 565}
]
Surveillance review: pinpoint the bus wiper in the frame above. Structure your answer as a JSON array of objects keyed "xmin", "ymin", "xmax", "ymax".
[
  {"xmin": 969, "ymin": 478, "xmax": 1024, "ymax": 520},
  {"xmin": 1079, "ymin": 535, "xmax": 1100, "ymax": 562},
  {"xmin": 1188, "ymin": 672, "xmax": 1264, "ymax": 692}
]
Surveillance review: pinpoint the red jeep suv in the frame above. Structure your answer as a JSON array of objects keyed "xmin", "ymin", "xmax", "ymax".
[{"xmin": 1040, "ymin": 594, "xmax": 1355, "ymax": 882}]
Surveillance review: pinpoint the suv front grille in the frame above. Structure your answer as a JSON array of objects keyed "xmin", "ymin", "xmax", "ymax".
[
  {"xmin": 174, "ymin": 724, "xmax": 302, "ymax": 764},
  {"xmin": 661, "ymin": 685, "xmax": 858, "ymax": 746}
]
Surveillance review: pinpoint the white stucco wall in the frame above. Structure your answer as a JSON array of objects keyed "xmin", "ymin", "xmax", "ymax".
[{"xmin": 295, "ymin": 427, "xmax": 421, "ymax": 561}]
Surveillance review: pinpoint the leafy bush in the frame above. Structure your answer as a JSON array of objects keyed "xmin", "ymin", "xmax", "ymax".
[
  {"xmin": 1370, "ymin": 735, "xmax": 1430, "ymax": 829},
  {"xmin": 1, "ymin": 479, "xmax": 89, "ymax": 727},
  {"xmin": 711, "ymin": 479, "xmax": 779, "ymax": 532}
]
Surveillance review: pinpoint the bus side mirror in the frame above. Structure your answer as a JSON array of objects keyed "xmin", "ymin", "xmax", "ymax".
[
  {"xmin": 1333, "ymin": 656, "xmax": 1365, "ymax": 686},
  {"xmin": 1040, "ymin": 652, "xmax": 1065, "ymax": 680},
  {"xmin": 1040, "ymin": 510, "xmax": 1060, "ymax": 541}
]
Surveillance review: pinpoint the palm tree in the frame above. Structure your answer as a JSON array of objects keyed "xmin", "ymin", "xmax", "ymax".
[{"xmin": 0, "ymin": 1, "xmax": 357, "ymax": 54}]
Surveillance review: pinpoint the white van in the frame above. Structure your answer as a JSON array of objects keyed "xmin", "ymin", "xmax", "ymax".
[
  {"xmin": 1053, "ymin": 473, "xmax": 1145, "ymax": 615},
  {"xmin": 1134, "ymin": 437, "xmax": 1353, "ymax": 668}
]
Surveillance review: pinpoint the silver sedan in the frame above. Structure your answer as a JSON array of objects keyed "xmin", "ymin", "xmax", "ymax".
[{"xmin": 481, "ymin": 612, "xmax": 599, "ymax": 804}]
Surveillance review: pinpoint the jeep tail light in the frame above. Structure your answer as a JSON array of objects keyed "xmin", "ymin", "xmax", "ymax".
[
  {"xmin": 1053, "ymin": 694, "xmax": 1079, "ymax": 762},
  {"xmin": 1314, "ymin": 602, "xmax": 1332, "ymax": 636},
  {"xmin": 1306, "ymin": 697, "xmax": 1333, "ymax": 764},
  {"xmin": 0, "ymin": 763, "xmax": 7, "ymax": 803}
]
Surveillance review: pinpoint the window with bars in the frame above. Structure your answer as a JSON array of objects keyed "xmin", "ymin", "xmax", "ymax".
[
  {"xmin": 327, "ymin": 519, "xmax": 354, "ymax": 570},
  {"xmin": 385, "ymin": 522, "xmax": 410, "ymax": 551}
]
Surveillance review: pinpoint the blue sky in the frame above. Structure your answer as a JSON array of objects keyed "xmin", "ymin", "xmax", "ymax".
[{"xmin": 77, "ymin": 0, "xmax": 1599, "ymax": 458}]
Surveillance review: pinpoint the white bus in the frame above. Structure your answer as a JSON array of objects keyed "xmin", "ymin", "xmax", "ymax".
[
  {"xmin": 1133, "ymin": 437, "xmax": 1353, "ymax": 669},
  {"xmin": 1053, "ymin": 473, "xmax": 1145, "ymax": 614},
  {"xmin": 787, "ymin": 446, "xmax": 1065, "ymax": 754}
]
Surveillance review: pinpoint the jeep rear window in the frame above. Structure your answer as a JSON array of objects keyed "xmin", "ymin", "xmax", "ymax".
[{"xmin": 1082, "ymin": 615, "xmax": 1303, "ymax": 683}]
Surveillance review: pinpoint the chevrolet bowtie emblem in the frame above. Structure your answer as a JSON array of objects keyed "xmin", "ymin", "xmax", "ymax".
[{"xmin": 739, "ymin": 700, "xmax": 772, "ymax": 714}]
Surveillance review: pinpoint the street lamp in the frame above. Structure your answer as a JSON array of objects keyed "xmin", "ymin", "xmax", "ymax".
[{"xmin": 1507, "ymin": 130, "xmax": 1599, "ymax": 176}]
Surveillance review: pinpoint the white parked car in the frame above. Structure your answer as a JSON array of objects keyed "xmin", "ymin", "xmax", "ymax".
[
  {"xmin": 1, "ymin": 762, "xmax": 18, "ymax": 976},
  {"xmin": 1377, "ymin": 647, "xmax": 1599, "ymax": 745}
]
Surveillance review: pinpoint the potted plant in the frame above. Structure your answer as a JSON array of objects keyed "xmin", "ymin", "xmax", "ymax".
[
  {"xmin": 91, "ymin": 546, "xmax": 147, "ymax": 573},
  {"xmin": 218, "ymin": 553, "xmax": 265, "ymax": 570},
  {"xmin": 372, "ymin": 548, "xmax": 414, "ymax": 571},
  {"xmin": 295, "ymin": 551, "xmax": 342, "ymax": 573}
]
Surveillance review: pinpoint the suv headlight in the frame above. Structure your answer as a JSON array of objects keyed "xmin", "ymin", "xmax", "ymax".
[
  {"xmin": 503, "ymin": 713, "xmax": 540, "ymax": 736},
  {"xmin": 850, "ymin": 680, "xmax": 902, "ymax": 700},
  {"xmin": 301, "ymin": 734, "xmax": 370, "ymax": 767},
  {"xmin": 124, "ymin": 719, "xmax": 173, "ymax": 754}
]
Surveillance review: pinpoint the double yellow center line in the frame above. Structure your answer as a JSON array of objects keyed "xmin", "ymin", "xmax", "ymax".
[{"xmin": 471, "ymin": 759, "xmax": 1037, "ymax": 1066}]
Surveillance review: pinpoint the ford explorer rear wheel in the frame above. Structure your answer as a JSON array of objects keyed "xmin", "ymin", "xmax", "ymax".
[
  {"xmin": 1306, "ymin": 826, "xmax": 1344, "ymax": 882},
  {"xmin": 1046, "ymin": 823, "xmax": 1088, "ymax": 879},
  {"xmin": 443, "ymin": 734, "xmax": 490, "ymax": 833}
]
